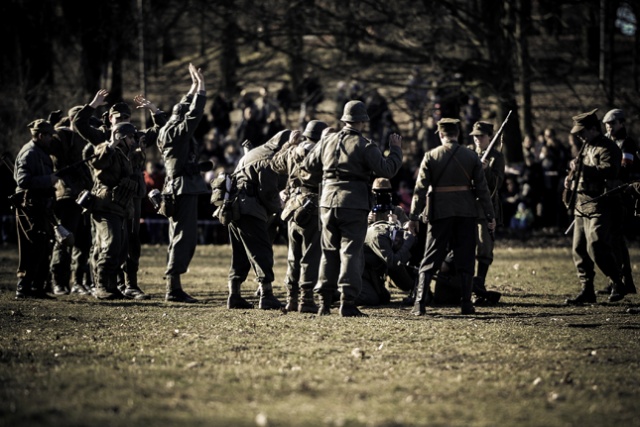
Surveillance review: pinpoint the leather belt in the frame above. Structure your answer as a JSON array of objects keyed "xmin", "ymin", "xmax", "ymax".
[{"xmin": 433, "ymin": 185, "xmax": 471, "ymax": 193}]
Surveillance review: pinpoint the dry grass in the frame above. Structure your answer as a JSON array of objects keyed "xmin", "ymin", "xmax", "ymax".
[{"xmin": 0, "ymin": 242, "xmax": 639, "ymax": 427}]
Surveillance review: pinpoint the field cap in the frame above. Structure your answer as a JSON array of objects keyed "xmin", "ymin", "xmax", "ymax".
[
  {"xmin": 437, "ymin": 118, "xmax": 460, "ymax": 134},
  {"xmin": 470, "ymin": 121, "xmax": 494, "ymax": 136},
  {"xmin": 28, "ymin": 119, "xmax": 55, "ymax": 135},
  {"xmin": 570, "ymin": 109, "xmax": 599, "ymax": 134}
]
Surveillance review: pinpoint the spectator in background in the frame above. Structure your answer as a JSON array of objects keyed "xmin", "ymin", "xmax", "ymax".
[
  {"xmin": 297, "ymin": 68, "xmax": 324, "ymax": 129},
  {"xmin": 462, "ymin": 95, "xmax": 482, "ymax": 145},
  {"xmin": 142, "ymin": 161, "xmax": 167, "ymax": 245},
  {"xmin": 510, "ymin": 202, "xmax": 535, "ymax": 239},
  {"xmin": 210, "ymin": 91, "xmax": 233, "ymax": 141},
  {"xmin": 276, "ymin": 81, "xmax": 294, "ymax": 127},
  {"xmin": 364, "ymin": 88, "xmax": 391, "ymax": 147}
]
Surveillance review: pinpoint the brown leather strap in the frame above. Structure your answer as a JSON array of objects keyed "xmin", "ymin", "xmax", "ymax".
[{"xmin": 433, "ymin": 185, "xmax": 471, "ymax": 193}]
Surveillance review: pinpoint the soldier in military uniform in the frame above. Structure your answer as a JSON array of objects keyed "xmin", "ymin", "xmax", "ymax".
[
  {"xmin": 565, "ymin": 109, "xmax": 626, "ymax": 304},
  {"xmin": 408, "ymin": 118, "xmax": 496, "ymax": 315},
  {"xmin": 88, "ymin": 122, "xmax": 139, "ymax": 299},
  {"xmin": 271, "ymin": 120, "xmax": 328, "ymax": 313},
  {"xmin": 49, "ymin": 106, "xmax": 93, "ymax": 295},
  {"xmin": 158, "ymin": 63, "xmax": 206, "ymax": 304},
  {"xmin": 599, "ymin": 108, "xmax": 638, "ymax": 295},
  {"xmin": 470, "ymin": 121, "xmax": 504, "ymax": 304},
  {"xmin": 13, "ymin": 119, "xmax": 59, "ymax": 299},
  {"xmin": 74, "ymin": 89, "xmax": 166, "ymax": 300},
  {"xmin": 357, "ymin": 189, "xmax": 415, "ymax": 306},
  {"xmin": 227, "ymin": 130, "xmax": 291, "ymax": 310},
  {"xmin": 302, "ymin": 100, "xmax": 403, "ymax": 317}
]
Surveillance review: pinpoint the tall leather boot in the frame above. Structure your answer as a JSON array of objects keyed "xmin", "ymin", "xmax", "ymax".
[
  {"xmin": 460, "ymin": 273, "xmax": 475, "ymax": 315},
  {"xmin": 15, "ymin": 278, "xmax": 31, "ymax": 299},
  {"xmin": 122, "ymin": 271, "xmax": 150, "ymax": 300},
  {"xmin": 317, "ymin": 290, "xmax": 333, "ymax": 315},
  {"xmin": 608, "ymin": 279, "xmax": 626, "ymax": 303},
  {"xmin": 94, "ymin": 272, "xmax": 116, "ymax": 300},
  {"xmin": 340, "ymin": 294, "xmax": 368, "ymax": 317},
  {"xmin": 227, "ymin": 281, "xmax": 253, "ymax": 309},
  {"xmin": 299, "ymin": 288, "xmax": 319, "ymax": 313},
  {"xmin": 165, "ymin": 275, "xmax": 198, "ymax": 303},
  {"xmin": 258, "ymin": 282, "xmax": 282, "ymax": 310},
  {"xmin": 411, "ymin": 272, "xmax": 432, "ymax": 316},
  {"xmin": 472, "ymin": 276, "xmax": 501, "ymax": 305},
  {"xmin": 285, "ymin": 286, "xmax": 299, "ymax": 312},
  {"xmin": 566, "ymin": 281, "xmax": 596, "ymax": 305}
]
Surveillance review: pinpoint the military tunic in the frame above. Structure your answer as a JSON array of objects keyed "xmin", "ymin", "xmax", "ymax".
[
  {"xmin": 89, "ymin": 142, "xmax": 136, "ymax": 286},
  {"xmin": 410, "ymin": 141, "xmax": 494, "ymax": 278},
  {"xmin": 14, "ymin": 141, "xmax": 56, "ymax": 292},
  {"xmin": 302, "ymin": 126, "xmax": 403, "ymax": 301},
  {"xmin": 357, "ymin": 220, "xmax": 415, "ymax": 306},
  {"xmin": 271, "ymin": 141, "xmax": 322, "ymax": 299},
  {"xmin": 49, "ymin": 127, "xmax": 92, "ymax": 292},
  {"xmin": 474, "ymin": 145, "xmax": 505, "ymax": 266},
  {"xmin": 572, "ymin": 134, "xmax": 622, "ymax": 287},
  {"xmin": 158, "ymin": 92, "xmax": 207, "ymax": 277},
  {"xmin": 228, "ymin": 135, "xmax": 285, "ymax": 288}
]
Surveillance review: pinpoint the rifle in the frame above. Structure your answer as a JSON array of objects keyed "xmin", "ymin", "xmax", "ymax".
[
  {"xmin": 579, "ymin": 180, "xmax": 640, "ymax": 206},
  {"xmin": 53, "ymin": 153, "xmax": 99, "ymax": 176},
  {"xmin": 481, "ymin": 110, "xmax": 512, "ymax": 163}
]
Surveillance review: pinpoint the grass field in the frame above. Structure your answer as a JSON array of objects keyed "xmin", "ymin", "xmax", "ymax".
[{"xmin": 1, "ymin": 241, "xmax": 639, "ymax": 427}]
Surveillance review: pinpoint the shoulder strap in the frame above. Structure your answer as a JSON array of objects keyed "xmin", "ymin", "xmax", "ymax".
[{"xmin": 430, "ymin": 144, "xmax": 461, "ymax": 187}]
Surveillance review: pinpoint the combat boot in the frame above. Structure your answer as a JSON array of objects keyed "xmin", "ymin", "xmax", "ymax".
[
  {"xmin": 608, "ymin": 280, "xmax": 626, "ymax": 303},
  {"xmin": 339, "ymin": 296, "xmax": 368, "ymax": 317},
  {"xmin": 460, "ymin": 273, "xmax": 475, "ymax": 315},
  {"xmin": 15, "ymin": 278, "xmax": 31, "ymax": 300},
  {"xmin": 412, "ymin": 272, "xmax": 433, "ymax": 316},
  {"xmin": 122, "ymin": 273, "xmax": 150, "ymax": 300},
  {"xmin": 93, "ymin": 273, "xmax": 117, "ymax": 300},
  {"xmin": 258, "ymin": 283, "xmax": 282, "ymax": 310},
  {"xmin": 165, "ymin": 275, "xmax": 198, "ymax": 303},
  {"xmin": 298, "ymin": 289, "xmax": 319, "ymax": 313},
  {"xmin": 285, "ymin": 287, "xmax": 299, "ymax": 312},
  {"xmin": 317, "ymin": 290, "xmax": 333, "ymax": 315},
  {"xmin": 566, "ymin": 282, "xmax": 596, "ymax": 305},
  {"xmin": 227, "ymin": 281, "xmax": 253, "ymax": 309},
  {"xmin": 472, "ymin": 276, "xmax": 501, "ymax": 305}
]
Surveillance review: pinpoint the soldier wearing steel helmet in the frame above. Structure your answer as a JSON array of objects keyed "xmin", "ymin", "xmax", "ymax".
[
  {"xmin": 87, "ymin": 121, "xmax": 140, "ymax": 299},
  {"xmin": 271, "ymin": 120, "xmax": 329, "ymax": 313},
  {"xmin": 157, "ymin": 63, "xmax": 207, "ymax": 304},
  {"xmin": 302, "ymin": 100, "xmax": 403, "ymax": 317}
]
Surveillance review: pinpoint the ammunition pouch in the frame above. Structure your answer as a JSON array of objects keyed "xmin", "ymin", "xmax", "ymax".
[
  {"xmin": 292, "ymin": 196, "xmax": 317, "ymax": 227},
  {"xmin": 215, "ymin": 197, "xmax": 240, "ymax": 226}
]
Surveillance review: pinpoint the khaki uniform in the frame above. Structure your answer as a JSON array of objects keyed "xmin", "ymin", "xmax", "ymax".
[
  {"xmin": 49, "ymin": 127, "xmax": 92, "ymax": 293},
  {"xmin": 357, "ymin": 220, "xmax": 415, "ymax": 306},
  {"xmin": 14, "ymin": 141, "xmax": 56, "ymax": 295},
  {"xmin": 158, "ymin": 93, "xmax": 207, "ymax": 277},
  {"xmin": 303, "ymin": 127, "xmax": 403, "ymax": 302},
  {"xmin": 572, "ymin": 134, "xmax": 622, "ymax": 289},
  {"xmin": 89, "ymin": 142, "xmax": 136, "ymax": 291},
  {"xmin": 474, "ymin": 146, "xmax": 505, "ymax": 268},
  {"xmin": 271, "ymin": 141, "xmax": 322, "ymax": 306},
  {"xmin": 410, "ymin": 141, "xmax": 494, "ymax": 281},
  {"xmin": 228, "ymin": 136, "xmax": 285, "ymax": 291}
]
